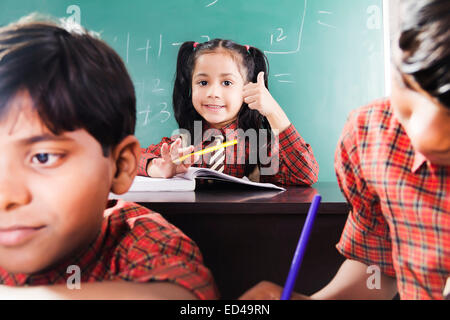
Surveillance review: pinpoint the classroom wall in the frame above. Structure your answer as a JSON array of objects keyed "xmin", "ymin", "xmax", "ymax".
[{"xmin": 0, "ymin": 0, "xmax": 386, "ymax": 182}]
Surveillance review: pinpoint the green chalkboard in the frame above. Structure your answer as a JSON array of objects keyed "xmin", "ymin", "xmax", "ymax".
[{"xmin": 0, "ymin": 0, "xmax": 385, "ymax": 182}]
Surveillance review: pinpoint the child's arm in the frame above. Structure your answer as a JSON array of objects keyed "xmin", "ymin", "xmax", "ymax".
[
  {"xmin": 138, "ymin": 136, "xmax": 174, "ymax": 176},
  {"xmin": 259, "ymin": 124, "xmax": 319, "ymax": 185},
  {"xmin": 311, "ymin": 259, "xmax": 397, "ymax": 299},
  {"xmin": 243, "ymin": 72, "xmax": 319, "ymax": 185},
  {"xmin": 239, "ymin": 259, "xmax": 397, "ymax": 300},
  {"xmin": 0, "ymin": 281, "xmax": 197, "ymax": 300}
]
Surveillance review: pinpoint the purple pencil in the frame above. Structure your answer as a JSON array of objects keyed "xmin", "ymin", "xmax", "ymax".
[{"xmin": 281, "ymin": 194, "xmax": 321, "ymax": 300}]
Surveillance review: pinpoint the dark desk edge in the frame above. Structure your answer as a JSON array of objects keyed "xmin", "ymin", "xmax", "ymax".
[{"xmin": 140, "ymin": 201, "xmax": 349, "ymax": 215}]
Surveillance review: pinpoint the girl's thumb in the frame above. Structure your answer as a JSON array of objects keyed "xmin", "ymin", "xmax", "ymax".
[{"xmin": 257, "ymin": 71, "xmax": 265, "ymax": 86}]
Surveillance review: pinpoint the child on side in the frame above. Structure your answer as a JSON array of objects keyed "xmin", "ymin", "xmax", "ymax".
[
  {"xmin": 240, "ymin": 0, "xmax": 449, "ymax": 300},
  {"xmin": 0, "ymin": 16, "xmax": 217, "ymax": 299},
  {"xmin": 138, "ymin": 39, "xmax": 319, "ymax": 185}
]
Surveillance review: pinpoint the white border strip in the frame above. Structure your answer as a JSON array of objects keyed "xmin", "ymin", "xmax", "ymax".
[{"xmin": 383, "ymin": 0, "xmax": 391, "ymax": 96}]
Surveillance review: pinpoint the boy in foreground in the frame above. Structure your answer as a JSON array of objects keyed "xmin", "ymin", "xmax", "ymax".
[{"xmin": 0, "ymin": 16, "xmax": 217, "ymax": 299}]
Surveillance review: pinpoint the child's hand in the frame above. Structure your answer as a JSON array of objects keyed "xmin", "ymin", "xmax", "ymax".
[
  {"xmin": 239, "ymin": 281, "xmax": 283, "ymax": 300},
  {"xmin": 147, "ymin": 138, "xmax": 198, "ymax": 178},
  {"xmin": 243, "ymin": 71, "xmax": 281, "ymax": 117},
  {"xmin": 239, "ymin": 281, "xmax": 310, "ymax": 300},
  {"xmin": 243, "ymin": 72, "xmax": 291, "ymax": 132}
]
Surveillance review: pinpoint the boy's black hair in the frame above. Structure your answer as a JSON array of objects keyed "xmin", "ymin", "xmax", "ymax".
[
  {"xmin": 398, "ymin": 0, "xmax": 450, "ymax": 109},
  {"xmin": 0, "ymin": 15, "xmax": 136, "ymax": 155},
  {"xmin": 173, "ymin": 38, "xmax": 271, "ymax": 139}
]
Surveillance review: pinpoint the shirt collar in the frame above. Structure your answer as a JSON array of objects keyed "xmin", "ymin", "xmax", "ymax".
[
  {"xmin": 411, "ymin": 150, "xmax": 428, "ymax": 173},
  {"xmin": 392, "ymin": 108, "xmax": 429, "ymax": 173},
  {"xmin": 202, "ymin": 120, "xmax": 238, "ymax": 142},
  {"xmin": 220, "ymin": 120, "xmax": 238, "ymax": 131}
]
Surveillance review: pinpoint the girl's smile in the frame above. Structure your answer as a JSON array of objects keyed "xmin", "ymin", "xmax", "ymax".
[{"xmin": 203, "ymin": 104, "xmax": 225, "ymax": 111}]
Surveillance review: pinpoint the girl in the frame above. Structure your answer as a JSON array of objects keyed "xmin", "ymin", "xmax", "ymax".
[{"xmin": 138, "ymin": 39, "xmax": 318, "ymax": 185}]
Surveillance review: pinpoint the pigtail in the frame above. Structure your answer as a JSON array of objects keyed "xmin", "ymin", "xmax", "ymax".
[
  {"xmin": 250, "ymin": 46, "xmax": 271, "ymax": 131},
  {"xmin": 238, "ymin": 45, "xmax": 271, "ymax": 134},
  {"xmin": 236, "ymin": 45, "xmax": 272, "ymax": 177},
  {"xmin": 173, "ymin": 41, "xmax": 202, "ymax": 142},
  {"xmin": 247, "ymin": 46, "xmax": 269, "ymax": 88}
]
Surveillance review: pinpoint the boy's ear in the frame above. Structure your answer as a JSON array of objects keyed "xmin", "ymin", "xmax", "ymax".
[{"xmin": 110, "ymin": 135, "xmax": 140, "ymax": 195}]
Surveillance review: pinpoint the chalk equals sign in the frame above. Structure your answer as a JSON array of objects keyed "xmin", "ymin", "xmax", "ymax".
[
  {"xmin": 318, "ymin": 10, "xmax": 337, "ymax": 29},
  {"xmin": 274, "ymin": 73, "xmax": 295, "ymax": 83}
]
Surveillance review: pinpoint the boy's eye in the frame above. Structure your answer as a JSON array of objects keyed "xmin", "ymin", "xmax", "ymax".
[
  {"xmin": 31, "ymin": 153, "xmax": 61, "ymax": 166},
  {"xmin": 223, "ymin": 80, "xmax": 232, "ymax": 86}
]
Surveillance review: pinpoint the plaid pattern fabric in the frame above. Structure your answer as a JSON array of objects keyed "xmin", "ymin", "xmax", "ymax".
[
  {"xmin": 335, "ymin": 98, "xmax": 450, "ymax": 300},
  {"xmin": 138, "ymin": 120, "xmax": 319, "ymax": 186},
  {"xmin": 0, "ymin": 200, "xmax": 218, "ymax": 300}
]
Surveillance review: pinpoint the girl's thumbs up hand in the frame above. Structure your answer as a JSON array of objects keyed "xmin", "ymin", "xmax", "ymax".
[
  {"xmin": 243, "ymin": 71, "xmax": 281, "ymax": 117},
  {"xmin": 243, "ymin": 71, "xmax": 291, "ymax": 132}
]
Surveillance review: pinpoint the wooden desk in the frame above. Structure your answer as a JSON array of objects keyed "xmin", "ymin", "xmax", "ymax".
[{"xmin": 118, "ymin": 182, "xmax": 349, "ymax": 299}]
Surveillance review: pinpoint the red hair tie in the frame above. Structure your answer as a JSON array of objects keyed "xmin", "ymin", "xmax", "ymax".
[
  {"xmin": 193, "ymin": 42, "xmax": 199, "ymax": 50},
  {"xmin": 244, "ymin": 45, "xmax": 250, "ymax": 53}
]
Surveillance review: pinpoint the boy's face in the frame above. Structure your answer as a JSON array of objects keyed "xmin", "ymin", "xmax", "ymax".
[
  {"xmin": 391, "ymin": 68, "xmax": 450, "ymax": 166},
  {"xmin": 0, "ymin": 92, "xmax": 116, "ymax": 274},
  {"xmin": 191, "ymin": 51, "xmax": 246, "ymax": 129}
]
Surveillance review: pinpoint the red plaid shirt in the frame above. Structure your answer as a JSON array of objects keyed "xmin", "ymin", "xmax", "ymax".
[
  {"xmin": 335, "ymin": 99, "xmax": 450, "ymax": 300},
  {"xmin": 0, "ymin": 200, "xmax": 218, "ymax": 300},
  {"xmin": 138, "ymin": 121, "xmax": 318, "ymax": 186}
]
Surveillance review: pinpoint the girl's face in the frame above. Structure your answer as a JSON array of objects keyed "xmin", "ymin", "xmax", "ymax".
[{"xmin": 191, "ymin": 51, "xmax": 246, "ymax": 129}]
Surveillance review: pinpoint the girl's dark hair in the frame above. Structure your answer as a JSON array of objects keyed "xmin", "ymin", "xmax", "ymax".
[
  {"xmin": 173, "ymin": 38, "xmax": 271, "ymax": 141},
  {"xmin": 397, "ymin": 0, "xmax": 450, "ymax": 109},
  {"xmin": 0, "ymin": 16, "xmax": 136, "ymax": 155}
]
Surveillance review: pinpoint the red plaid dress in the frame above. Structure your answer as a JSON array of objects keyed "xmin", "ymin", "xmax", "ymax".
[
  {"xmin": 138, "ymin": 121, "xmax": 319, "ymax": 186},
  {"xmin": 0, "ymin": 200, "xmax": 218, "ymax": 300},
  {"xmin": 335, "ymin": 98, "xmax": 450, "ymax": 299}
]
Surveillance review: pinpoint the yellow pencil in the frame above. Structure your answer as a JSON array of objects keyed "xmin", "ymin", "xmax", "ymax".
[{"xmin": 172, "ymin": 139, "xmax": 238, "ymax": 164}]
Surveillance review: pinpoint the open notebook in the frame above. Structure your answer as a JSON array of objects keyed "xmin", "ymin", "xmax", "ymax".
[{"xmin": 125, "ymin": 167, "xmax": 285, "ymax": 192}]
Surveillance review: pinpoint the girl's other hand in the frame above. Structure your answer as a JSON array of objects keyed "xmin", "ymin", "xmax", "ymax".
[{"xmin": 147, "ymin": 138, "xmax": 198, "ymax": 178}]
